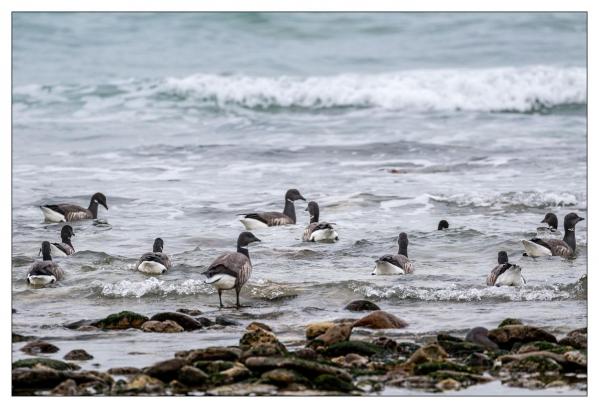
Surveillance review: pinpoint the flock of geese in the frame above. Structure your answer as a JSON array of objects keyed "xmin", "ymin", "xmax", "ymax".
[{"xmin": 25, "ymin": 189, "xmax": 585, "ymax": 307}]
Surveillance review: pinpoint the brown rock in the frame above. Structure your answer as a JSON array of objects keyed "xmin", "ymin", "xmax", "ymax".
[
  {"xmin": 64, "ymin": 349, "xmax": 93, "ymax": 361},
  {"xmin": 220, "ymin": 362, "xmax": 251, "ymax": 382},
  {"xmin": 176, "ymin": 308, "xmax": 202, "ymax": 316},
  {"xmin": 314, "ymin": 323, "xmax": 352, "ymax": 346},
  {"xmin": 436, "ymin": 378, "xmax": 461, "ymax": 391},
  {"xmin": 406, "ymin": 343, "xmax": 448, "ymax": 366},
  {"xmin": 239, "ymin": 327, "xmax": 287, "ymax": 356},
  {"xmin": 177, "ymin": 365, "xmax": 208, "ymax": 386},
  {"xmin": 141, "ymin": 320, "xmax": 184, "ymax": 333},
  {"xmin": 488, "ymin": 325, "xmax": 557, "ymax": 349},
  {"xmin": 344, "ymin": 300, "xmax": 380, "ymax": 311},
  {"xmin": 107, "ymin": 367, "xmax": 140, "ymax": 375},
  {"xmin": 353, "ymin": 311, "xmax": 408, "ymax": 329},
  {"xmin": 558, "ymin": 331, "xmax": 587, "ymax": 349},
  {"xmin": 261, "ymin": 368, "xmax": 308, "ymax": 385},
  {"xmin": 143, "ymin": 358, "xmax": 186, "ymax": 382},
  {"xmin": 178, "ymin": 346, "xmax": 241, "ymax": 363},
  {"xmin": 12, "ymin": 367, "xmax": 67, "ymax": 390},
  {"xmin": 246, "ymin": 322, "xmax": 272, "ymax": 332},
  {"xmin": 51, "ymin": 378, "xmax": 78, "ymax": 395},
  {"xmin": 20, "ymin": 340, "xmax": 59, "ymax": 355},
  {"xmin": 126, "ymin": 374, "xmax": 164, "ymax": 393},
  {"xmin": 150, "ymin": 312, "xmax": 204, "ymax": 331},
  {"xmin": 306, "ymin": 322, "xmax": 335, "ymax": 340},
  {"xmin": 93, "ymin": 311, "xmax": 148, "ymax": 330}
]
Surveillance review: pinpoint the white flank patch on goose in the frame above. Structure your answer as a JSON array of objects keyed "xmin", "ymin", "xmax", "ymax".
[
  {"xmin": 372, "ymin": 261, "xmax": 405, "ymax": 275},
  {"xmin": 205, "ymin": 274, "xmax": 237, "ymax": 290},
  {"xmin": 27, "ymin": 274, "xmax": 56, "ymax": 286},
  {"xmin": 495, "ymin": 265, "xmax": 525, "ymax": 287},
  {"xmin": 310, "ymin": 229, "xmax": 338, "ymax": 242},
  {"xmin": 521, "ymin": 240, "xmax": 552, "ymax": 257},
  {"xmin": 240, "ymin": 218, "xmax": 268, "ymax": 230},
  {"xmin": 41, "ymin": 206, "xmax": 66, "ymax": 223}
]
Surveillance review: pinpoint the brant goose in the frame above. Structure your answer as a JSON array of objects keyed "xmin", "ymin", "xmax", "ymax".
[
  {"xmin": 372, "ymin": 232, "xmax": 415, "ymax": 275},
  {"xmin": 302, "ymin": 201, "xmax": 338, "ymax": 242},
  {"xmin": 438, "ymin": 220, "xmax": 449, "ymax": 230},
  {"xmin": 239, "ymin": 189, "xmax": 305, "ymax": 229},
  {"xmin": 522, "ymin": 213, "xmax": 584, "ymax": 258},
  {"xmin": 41, "ymin": 192, "xmax": 108, "ymax": 222},
  {"xmin": 136, "ymin": 238, "xmax": 172, "ymax": 274},
  {"xmin": 535, "ymin": 212, "xmax": 562, "ymax": 239},
  {"xmin": 202, "ymin": 232, "xmax": 261, "ymax": 308},
  {"xmin": 486, "ymin": 251, "xmax": 525, "ymax": 286},
  {"xmin": 27, "ymin": 241, "xmax": 65, "ymax": 286},
  {"xmin": 51, "ymin": 225, "xmax": 75, "ymax": 257}
]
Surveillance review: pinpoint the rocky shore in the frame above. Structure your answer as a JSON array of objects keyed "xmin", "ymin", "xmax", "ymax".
[{"xmin": 12, "ymin": 303, "xmax": 587, "ymax": 396}]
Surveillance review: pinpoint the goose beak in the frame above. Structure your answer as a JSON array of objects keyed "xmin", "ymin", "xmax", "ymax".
[
  {"xmin": 304, "ymin": 206, "xmax": 309, "ymax": 211},
  {"xmin": 578, "ymin": 217, "xmax": 584, "ymax": 222},
  {"xmin": 103, "ymin": 203, "xmax": 109, "ymax": 210}
]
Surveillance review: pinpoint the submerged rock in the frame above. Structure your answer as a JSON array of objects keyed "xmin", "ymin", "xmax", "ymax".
[
  {"xmin": 344, "ymin": 300, "xmax": 380, "ymax": 312},
  {"xmin": 93, "ymin": 311, "xmax": 148, "ymax": 330},
  {"xmin": 20, "ymin": 340, "xmax": 59, "ymax": 355},
  {"xmin": 314, "ymin": 323, "xmax": 352, "ymax": 347},
  {"xmin": 150, "ymin": 312, "xmax": 204, "ymax": 331},
  {"xmin": 64, "ymin": 349, "xmax": 93, "ymax": 361},
  {"xmin": 141, "ymin": 320, "xmax": 184, "ymax": 333},
  {"xmin": 352, "ymin": 311, "xmax": 408, "ymax": 329},
  {"xmin": 305, "ymin": 322, "xmax": 335, "ymax": 340},
  {"xmin": 488, "ymin": 325, "xmax": 557, "ymax": 350},
  {"xmin": 215, "ymin": 316, "xmax": 240, "ymax": 326}
]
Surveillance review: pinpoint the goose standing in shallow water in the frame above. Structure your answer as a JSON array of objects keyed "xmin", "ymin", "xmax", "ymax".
[
  {"xmin": 27, "ymin": 241, "xmax": 65, "ymax": 286},
  {"xmin": 40, "ymin": 192, "xmax": 108, "ymax": 222},
  {"xmin": 239, "ymin": 189, "xmax": 305, "ymax": 229},
  {"xmin": 372, "ymin": 232, "xmax": 415, "ymax": 275},
  {"xmin": 486, "ymin": 251, "xmax": 525, "ymax": 287},
  {"xmin": 51, "ymin": 225, "xmax": 75, "ymax": 257},
  {"xmin": 302, "ymin": 201, "xmax": 338, "ymax": 242},
  {"xmin": 522, "ymin": 213, "xmax": 584, "ymax": 258},
  {"xmin": 202, "ymin": 232, "xmax": 261, "ymax": 308},
  {"xmin": 136, "ymin": 238, "xmax": 172, "ymax": 274}
]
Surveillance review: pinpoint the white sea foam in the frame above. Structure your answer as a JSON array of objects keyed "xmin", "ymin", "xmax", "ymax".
[
  {"xmin": 91, "ymin": 278, "xmax": 212, "ymax": 298},
  {"xmin": 13, "ymin": 66, "xmax": 586, "ymax": 120},
  {"xmin": 429, "ymin": 191, "xmax": 583, "ymax": 209}
]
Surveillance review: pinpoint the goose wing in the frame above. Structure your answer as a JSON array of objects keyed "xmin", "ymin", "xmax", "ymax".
[
  {"xmin": 137, "ymin": 252, "xmax": 172, "ymax": 268},
  {"xmin": 303, "ymin": 223, "xmax": 318, "ymax": 241},
  {"xmin": 46, "ymin": 204, "xmax": 91, "ymax": 221},
  {"xmin": 544, "ymin": 239, "xmax": 574, "ymax": 257},
  {"xmin": 52, "ymin": 242, "xmax": 74, "ymax": 255},
  {"xmin": 204, "ymin": 252, "xmax": 252, "ymax": 287},
  {"xmin": 487, "ymin": 263, "xmax": 511, "ymax": 286},
  {"xmin": 28, "ymin": 261, "xmax": 64, "ymax": 280},
  {"xmin": 378, "ymin": 254, "xmax": 414, "ymax": 274},
  {"xmin": 244, "ymin": 212, "xmax": 293, "ymax": 226}
]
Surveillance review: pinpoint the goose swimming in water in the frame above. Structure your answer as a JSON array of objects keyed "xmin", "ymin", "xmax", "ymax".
[
  {"xmin": 486, "ymin": 251, "xmax": 525, "ymax": 287},
  {"xmin": 51, "ymin": 225, "xmax": 75, "ymax": 257},
  {"xmin": 302, "ymin": 201, "xmax": 338, "ymax": 243},
  {"xmin": 135, "ymin": 238, "xmax": 172, "ymax": 274},
  {"xmin": 372, "ymin": 232, "xmax": 415, "ymax": 275},
  {"xmin": 535, "ymin": 212, "xmax": 562, "ymax": 239},
  {"xmin": 438, "ymin": 220, "xmax": 449, "ymax": 230},
  {"xmin": 521, "ymin": 212, "xmax": 584, "ymax": 258},
  {"xmin": 239, "ymin": 189, "xmax": 305, "ymax": 230},
  {"xmin": 27, "ymin": 241, "xmax": 65, "ymax": 286},
  {"xmin": 40, "ymin": 192, "xmax": 108, "ymax": 223},
  {"xmin": 202, "ymin": 232, "xmax": 261, "ymax": 308}
]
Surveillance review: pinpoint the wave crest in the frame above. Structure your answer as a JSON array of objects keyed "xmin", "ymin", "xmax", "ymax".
[{"xmin": 429, "ymin": 191, "xmax": 582, "ymax": 209}]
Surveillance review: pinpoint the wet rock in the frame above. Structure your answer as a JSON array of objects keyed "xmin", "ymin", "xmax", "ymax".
[
  {"xmin": 194, "ymin": 360, "xmax": 235, "ymax": 374},
  {"xmin": 239, "ymin": 327, "xmax": 287, "ymax": 356},
  {"xmin": 246, "ymin": 322, "xmax": 272, "ymax": 332},
  {"xmin": 12, "ymin": 367, "xmax": 67, "ymax": 390},
  {"xmin": 558, "ymin": 331, "xmax": 587, "ymax": 350},
  {"xmin": 150, "ymin": 312, "xmax": 204, "ymax": 331},
  {"xmin": 305, "ymin": 322, "xmax": 335, "ymax": 340},
  {"xmin": 397, "ymin": 342, "xmax": 420, "ymax": 356},
  {"xmin": 313, "ymin": 374, "xmax": 355, "ymax": 393},
  {"xmin": 196, "ymin": 316, "xmax": 215, "ymax": 327},
  {"xmin": 488, "ymin": 325, "xmax": 556, "ymax": 350},
  {"xmin": 261, "ymin": 368, "xmax": 309, "ymax": 385},
  {"xmin": 436, "ymin": 378, "xmax": 461, "ymax": 391},
  {"xmin": 143, "ymin": 358, "xmax": 186, "ymax": 382},
  {"xmin": 126, "ymin": 374, "xmax": 164, "ymax": 393},
  {"xmin": 517, "ymin": 341, "xmax": 573, "ymax": 355},
  {"xmin": 107, "ymin": 367, "xmax": 140, "ymax": 375},
  {"xmin": 352, "ymin": 311, "xmax": 408, "ymax": 329},
  {"xmin": 141, "ymin": 320, "xmax": 184, "ymax": 333},
  {"xmin": 64, "ymin": 319, "xmax": 100, "ymax": 330},
  {"xmin": 372, "ymin": 336, "xmax": 399, "ymax": 351},
  {"xmin": 414, "ymin": 361, "xmax": 472, "ymax": 375},
  {"xmin": 168, "ymin": 379, "xmax": 189, "ymax": 395},
  {"xmin": 178, "ymin": 347, "xmax": 242, "ymax": 363},
  {"xmin": 20, "ymin": 340, "xmax": 59, "ymax": 355},
  {"xmin": 498, "ymin": 318, "xmax": 523, "ymax": 328},
  {"xmin": 564, "ymin": 350, "xmax": 587, "ymax": 368},
  {"xmin": 323, "ymin": 340, "xmax": 384, "ymax": 357},
  {"xmin": 244, "ymin": 356, "xmax": 353, "ymax": 382},
  {"xmin": 344, "ymin": 300, "xmax": 380, "ymax": 311},
  {"xmin": 64, "ymin": 349, "xmax": 93, "ymax": 361},
  {"xmin": 51, "ymin": 378, "xmax": 78, "ymax": 395},
  {"xmin": 13, "ymin": 358, "xmax": 79, "ymax": 371},
  {"xmin": 293, "ymin": 348, "xmax": 318, "ymax": 361},
  {"xmin": 464, "ymin": 353, "xmax": 493, "ymax": 369},
  {"xmin": 68, "ymin": 370, "xmax": 114, "ymax": 386},
  {"xmin": 506, "ymin": 355, "xmax": 562, "ymax": 374},
  {"xmin": 465, "ymin": 327, "xmax": 499, "ymax": 350},
  {"xmin": 313, "ymin": 323, "xmax": 352, "ymax": 346},
  {"xmin": 215, "ymin": 316, "xmax": 240, "ymax": 326},
  {"xmin": 428, "ymin": 370, "xmax": 493, "ymax": 386},
  {"xmin": 93, "ymin": 311, "xmax": 148, "ymax": 330},
  {"xmin": 220, "ymin": 362, "xmax": 251, "ymax": 382},
  {"xmin": 177, "ymin": 365, "xmax": 208, "ymax": 386},
  {"xmin": 406, "ymin": 344, "xmax": 448, "ymax": 366},
  {"xmin": 437, "ymin": 339, "xmax": 485, "ymax": 357},
  {"xmin": 12, "ymin": 333, "xmax": 36, "ymax": 343},
  {"xmin": 331, "ymin": 353, "xmax": 369, "ymax": 368},
  {"xmin": 206, "ymin": 383, "xmax": 277, "ymax": 396},
  {"xmin": 76, "ymin": 325, "xmax": 99, "ymax": 332},
  {"xmin": 437, "ymin": 333, "xmax": 463, "ymax": 343},
  {"xmin": 176, "ymin": 308, "xmax": 202, "ymax": 316}
]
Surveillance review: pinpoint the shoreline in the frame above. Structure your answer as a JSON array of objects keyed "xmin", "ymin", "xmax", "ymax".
[{"xmin": 12, "ymin": 306, "xmax": 587, "ymax": 396}]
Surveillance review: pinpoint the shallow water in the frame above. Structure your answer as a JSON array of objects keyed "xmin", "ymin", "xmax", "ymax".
[{"xmin": 12, "ymin": 13, "xmax": 587, "ymax": 394}]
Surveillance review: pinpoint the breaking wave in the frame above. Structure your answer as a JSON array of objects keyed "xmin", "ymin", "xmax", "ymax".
[{"xmin": 429, "ymin": 191, "xmax": 583, "ymax": 209}]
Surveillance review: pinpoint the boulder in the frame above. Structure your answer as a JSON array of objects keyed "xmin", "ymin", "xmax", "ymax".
[
  {"xmin": 323, "ymin": 340, "xmax": 384, "ymax": 357},
  {"xmin": 261, "ymin": 368, "xmax": 309, "ymax": 385},
  {"xmin": 406, "ymin": 344, "xmax": 448, "ymax": 366},
  {"xmin": 93, "ymin": 311, "xmax": 148, "ymax": 330},
  {"xmin": 141, "ymin": 320, "xmax": 184, "ymax": 333},
  {"xmin": 177, "ymin": 365, "xmax": 208, "ymax": 386},
  {"xmin": 558, "ymin": 331, "xmax": 587, "ymax": 350},
  {"xmin": 150, "ymin": 312, "xmax": 204, "ymax": 331},
  {"xmin": 64, "ymin": 349, "xmax": 93, "ymax": 361},
  {"xmin": 13, "ymin": 358, "xmax": 79, "ymax": 371},
  {"xmin": 465, "ymin": 327, "xmax": 499, "ymax": 350},
  {"xmin": 12, "ymin": 333, "xmax": 36, "ymax": 343},
  {"xmin": 215, "ymin": 316, "xmax": 240, "ymax": 326},
  {"xmin": 143, "ymin": 358, "xmax": 186, "ymax": 382},
  {"xmin": 244, "ymin": 356, "xmax": 352, "ymax": 382},
  {"xmin": 12, "ymin": 367, "xmax": 67, "ymax": 390},
  {"xmin": 176, "ymin": 308, "xmax": 202, "ymax": 316},
  {"xmin": 344, "ymin": 300, "xmax": 380, "ymax": 312},
  {"xmin": 51, "ymin": 378, "xmax": 78, "ymax": 395},
  {"xmin": 246, "ymin": 322, "xmax": 272, "ymax": 332},
  {"xmin": 314, "ymin": 323, "xmax": 352, "ymax": 346},
  {"xmin": 239, "ymin": 327, "xmax": 287, "ymax": 356},
  {"xmin": 177, "ymin": 347, "xmax": 242, "ymax": 363},
  {"xmin": 20, "ymin": 340, "xmax": 59, "ymax": 355},
  {"xmin": 220, "ymin": 362, "xmax": 251, "ymax": 382},
  {"xmin": 498, "ymin": 318, "xmax": 523, "ymax": 328},
  {"xmin": 126, "ymin": 374, "xmax": 164, "ymax": 393},
  {"xmin": 352, "ymin": 311, "xmax": 408, "ymax": 329},
  {"xmin": 437, "ymin": 339, "xmax": 485, "ymax": 357},
  {"xmin": 306, "ymin": 322, "xmax": 335, "ymax": 340},
  {"xmin": 488, "ymin": 325, "xmax": 557, "ymax": 350},
  {"xmin": 313, "ymin": 374, "xmax": 355, "ymax": 393}
]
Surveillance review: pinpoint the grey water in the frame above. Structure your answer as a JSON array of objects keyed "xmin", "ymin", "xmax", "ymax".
[{"xmin": 12, "ymin": 13, "xmax": 587, "ymax": 395}]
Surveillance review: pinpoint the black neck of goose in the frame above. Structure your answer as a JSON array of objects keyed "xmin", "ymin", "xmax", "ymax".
[
  {"xmin": 310, "ymin": 207, "xmax": 319, "ymax": 223},
  {"xmin": 398, "ymin": 243, "xmax": 408, "ymax": 257},
  {"xmin": 62, "ymin": 236, "xmax": 72, "ymax": 246},
  {"xmin": 237, "ymin": 245, "xmax": 250, "ymax": 259},
  {"xmin": 42, "ymin": 249, "xmax": 52, "ymax": 261},
  {"xmin": 88, "ymin": 199, "xmax": 99, "ymax": 218},
  {"xmin": 283, "ymin": 199, "xmax": 296, "ymax": 223},
  {"xmin": 563, "ymin": 228, "xmax": 576, "ymax": 251}
]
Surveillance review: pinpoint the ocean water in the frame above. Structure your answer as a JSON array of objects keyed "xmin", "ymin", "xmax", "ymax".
[{"xmin": 11, "ymin": 13, "xmax": 587, "ymax": 394}]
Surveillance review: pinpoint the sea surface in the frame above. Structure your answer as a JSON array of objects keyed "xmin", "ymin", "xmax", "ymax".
[{"xmin": 11, "ymin": 13, "xmax": 587, "ymax": 395}]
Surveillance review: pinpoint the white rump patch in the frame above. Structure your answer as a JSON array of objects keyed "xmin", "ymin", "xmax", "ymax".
[
  {"xmin": 521, "ymin": 240, "xmax": 552, "ymax": 257},
  {"xmin": 372, "ymin": 261, "xmax": 405, "ymax": 275},
  {"xmin": 27, "ymin": 274, "xmax": 56, "ymax": 286},
  {"xmin": 205, "ymin": 274, "xmax": 237, "ymax": 290},
  {"xmin": 41, "ymin": 206, "xmax": 66, "ymax": 223},
  {"xmin": 310, "ymin": 229, "xmax": 339, "ymax": 243},
  {"xmin": 137, "ymin": 261, "xmax": 167, "ymax": 274},
  {"xmin": 240, "ymin": 218, "xmax": 268, "ymax": 230}
]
